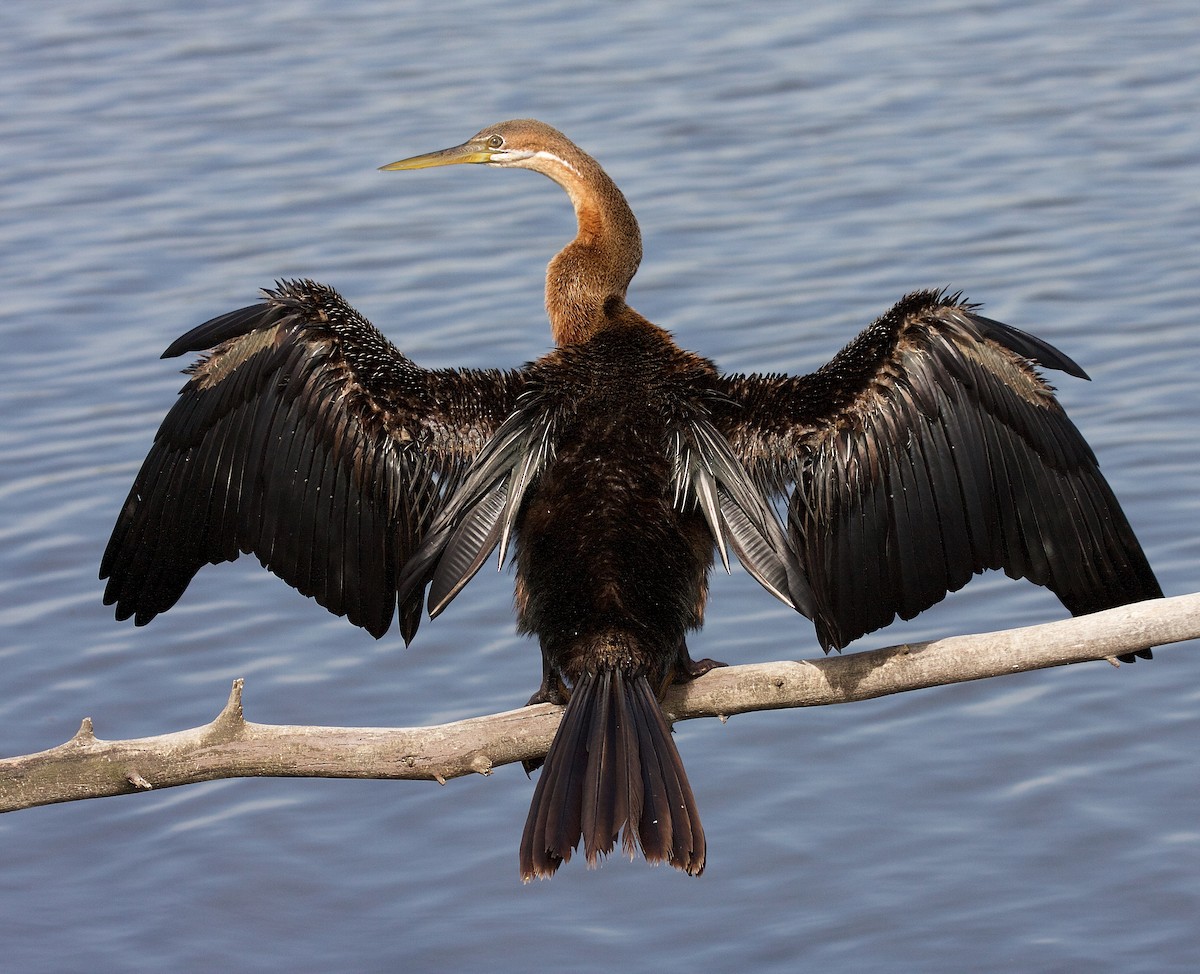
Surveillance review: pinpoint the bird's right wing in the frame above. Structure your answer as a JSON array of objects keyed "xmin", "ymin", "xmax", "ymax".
[{"xmin": 100, "ymin": 279, "xmax": 523, "ymax": 643}]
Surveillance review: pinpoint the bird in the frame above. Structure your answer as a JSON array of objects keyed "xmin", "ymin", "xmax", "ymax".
[{"xmin": 100, "ymin": 119, "xmax": 1162, "ymax": 881}]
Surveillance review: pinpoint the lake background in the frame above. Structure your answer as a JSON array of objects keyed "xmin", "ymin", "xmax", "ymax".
[{"xmin": 2, "ymin": 1, "xmax": 1197, "ymax": 971}]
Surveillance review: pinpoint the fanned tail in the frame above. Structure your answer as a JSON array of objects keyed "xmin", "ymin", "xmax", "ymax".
[{"xmin": 519, "ymin": 667, "xmax": 705, "ymax": 881}]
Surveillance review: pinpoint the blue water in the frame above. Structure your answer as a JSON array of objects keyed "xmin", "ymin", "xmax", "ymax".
[{"xmin": 2, "ymin": 1, "xmax": 1198, "ymax": 970}]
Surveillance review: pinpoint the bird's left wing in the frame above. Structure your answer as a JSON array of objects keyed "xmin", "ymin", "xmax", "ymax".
[
  {"xmin": 715, "ymin": 289, "xmax": 1161, "ymax": 656},
  {"xmin": 100, "ymin": 279, "xmax": 522, "ymax": 643}
]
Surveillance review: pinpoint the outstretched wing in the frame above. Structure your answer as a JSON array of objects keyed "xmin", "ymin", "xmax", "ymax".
[
  {"xmin": 100, "ymin": 279, "xmax": 522, "ymax": 643},
  {"xmin": 716, "ymin": 289, "xmax": 1161, "ymax": 658}
]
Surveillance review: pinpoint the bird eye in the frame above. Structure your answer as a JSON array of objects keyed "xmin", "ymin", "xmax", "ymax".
[{"xmin": 487, "ymin": 134, "xmax": 504, "ymax": 149}]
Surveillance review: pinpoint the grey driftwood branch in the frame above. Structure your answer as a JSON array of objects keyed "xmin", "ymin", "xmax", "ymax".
[{"xmin": 2, "ymin": 593, "xmax": 1197, "ymax": 814}]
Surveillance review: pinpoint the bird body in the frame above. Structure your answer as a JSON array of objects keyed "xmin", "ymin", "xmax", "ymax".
[
  {"xmin": 507, "ymin": 320, "xmax": 721, "ymax": 876},
  {"xmin": 101, "ymin": 120, "xmax": 1161, "ymax": 881}
]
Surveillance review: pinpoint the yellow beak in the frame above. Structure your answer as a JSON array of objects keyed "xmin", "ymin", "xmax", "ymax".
[{"xmin": 379, "ymin": 141, "xmax": 494, "ymax": 171}]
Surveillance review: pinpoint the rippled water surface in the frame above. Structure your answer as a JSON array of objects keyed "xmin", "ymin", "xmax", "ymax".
[{"xmin": 2, "ymin": 2, "xmax": 1198, "ymax": 971}]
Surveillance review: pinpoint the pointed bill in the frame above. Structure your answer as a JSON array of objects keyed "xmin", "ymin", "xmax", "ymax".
[{"xmin": 380, "ymin": 142, "xmax": 495, "ymax": 171}]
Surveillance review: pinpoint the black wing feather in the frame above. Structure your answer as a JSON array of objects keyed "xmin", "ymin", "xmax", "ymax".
[
  {"xmin": 718, "ymin": 289, "xmax": 1161, "ymax": 657},
  {"xmin": 101, "ymin": 279, "xmax": 520, "ymax": 642}
]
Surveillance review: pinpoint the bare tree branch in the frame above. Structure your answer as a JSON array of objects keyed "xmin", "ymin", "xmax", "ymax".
[{"xmin": 2, "ymin": 593, "xmax": 1197, "ymax": 814}]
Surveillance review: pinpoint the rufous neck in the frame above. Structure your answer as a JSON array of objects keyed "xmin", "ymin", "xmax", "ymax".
[{"xmin": 539, "ymin": 151, "xmax": 643, "ymax": 345}]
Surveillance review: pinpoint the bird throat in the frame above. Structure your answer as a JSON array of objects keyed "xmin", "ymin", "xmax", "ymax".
[{"xmin": 543, "ymin": 169, "xmax": 644, "ymax": 346}]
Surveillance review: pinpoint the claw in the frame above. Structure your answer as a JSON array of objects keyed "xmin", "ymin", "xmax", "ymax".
[
  {"xmin": 680, "ymin": 655, "xmax": 725, "ymax": 680},
  {"xmin": 523, "ymin": 660, "xmax": 571, "ymax": 775}
]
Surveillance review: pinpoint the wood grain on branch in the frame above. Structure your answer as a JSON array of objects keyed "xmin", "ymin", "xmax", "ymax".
[{"xmin": 2, "ymin": 593, "xmax": 1197, "ymax": 814}]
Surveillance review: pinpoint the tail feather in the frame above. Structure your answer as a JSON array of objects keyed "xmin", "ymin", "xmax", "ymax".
[
  {"xmin": 520, "ymin": 667, "xmax": 705, "ymax": 881},
  {"xmin": 528, "ymin": 673, "xmax": 594, "ymax": 865},
  {"xmin": 633, "ymin": 671, "xmax": 702, "ymax": 869}
]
